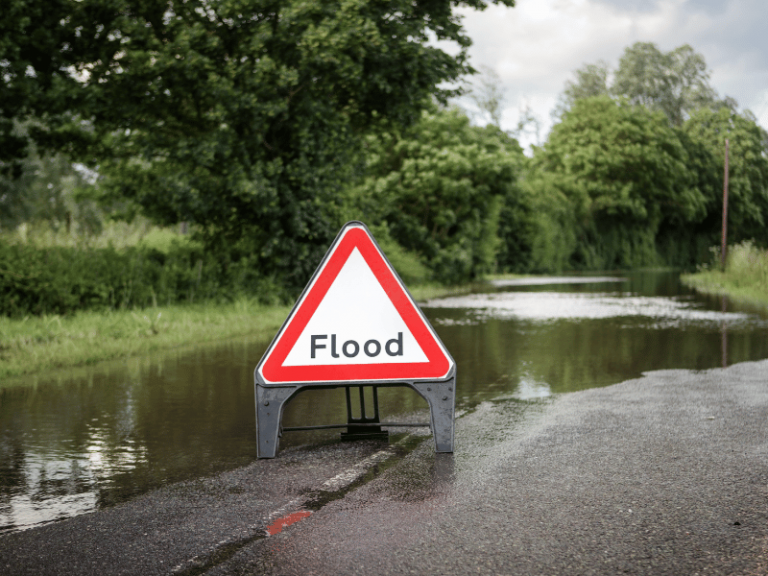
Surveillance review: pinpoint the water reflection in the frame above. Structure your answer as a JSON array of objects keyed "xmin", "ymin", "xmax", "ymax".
[
  {"xmin": 0, "ymin": 340, "xmax": 264, "ymax": 532},
  {"xmin": 427, "ymin": 292, "xmax": 756, "ymax": 326},
  {"xmin": 428, "ymin": 273, "xmax": 767, "ymax": 401},
  {"xmin": 1, "ymin": 272, "xmax": 767, "ymax": 533}
]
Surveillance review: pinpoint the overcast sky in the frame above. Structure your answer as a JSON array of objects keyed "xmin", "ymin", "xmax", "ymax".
[{"xmin": 446, "ymin": 0, "xmax": 768, "ymax": 149}]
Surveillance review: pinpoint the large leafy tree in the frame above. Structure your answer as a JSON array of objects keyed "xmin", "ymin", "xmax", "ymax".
[
  {"xmin": 556, "ymin": 42, "xmax": 728, "ymax": 126},
  {"xmin": 612, "ymin": 42, "xmax": 721, "ymax": 126},
  {"xmin": 1, "ymin": 0, "xmax": 513, "ymax": 290},
  {"xmin": 350, "ymin": 106, "xmax": 525, "ymax": 283},
  {"xmin": 681, "ymin": 107, "xmax": 768, "ymax": 246},
  {"xmin": 553, "ymin": 61, "xmax": 609, "ymax": 119},
  {"xmin": 551, "ymin": 43, "xmax": 767, "ymax": 266},
  {"xmin": 535, "ymin": 96, "xmax": 705, "ymax": 268}
]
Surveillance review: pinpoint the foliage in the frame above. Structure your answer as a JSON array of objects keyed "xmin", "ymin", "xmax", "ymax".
[
  {"xmin": 681, "ymin": 107, "xmax": 768, "ymax": 245},
  {"xmin": 369, "ymin": 227, "xmax": 431, "ymax": 286},
  {"xmin": 0, "ymin": 237, "xmax": 285, "ymax": 317},
  {"xmin": 2, "ymin": 0, "xmax": 514, "ymax": 293},
  {"xmin": 557, "ymin": 42, "xmax": 728, "ymax": 126},
  {"xmin": 726, "ymin": 241, "xmax": 768, "ymax": 288},
  {"xmin": 497, "ymin": 171, "xmax": 579, "ymax": 273},
  {"xmin": 1, "ymin": 218, "xmax": 181, "ymax": 252},
  {"xmin": 655, "ymin": 107, "xmax": 768, "ymax": 266},
  {"xmin": 534, "ymin": 96, "xmax": 706, "ymax": 269},
  {"xmin": 554, "ymin": 61, "xmax": 609, "ymax": 119},
  {"xmin": 470, "ymin": 65, "xmax": 505, "ymax": 128},
  {"xmin": 0, "ymin": 144, "xmax": 100, "ymax": 233},
  {"xmin": 681, "ymin": 241, "xmax": 768, "ymax": 308},
  {"xmin": 350, "ymin": 107, "xmax": 525, "ymax": 283},
  {"xmin": 612, "ymin": 42, "xmax": 721, "ymax": 126}
]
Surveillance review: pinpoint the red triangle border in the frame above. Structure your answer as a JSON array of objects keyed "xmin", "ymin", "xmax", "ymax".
[{"xmin": 259, "ymin": 225, "xmax": 453, "ymax": 384}]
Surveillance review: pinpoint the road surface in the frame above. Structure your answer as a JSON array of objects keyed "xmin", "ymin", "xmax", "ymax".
[{"xmin": 2, "ymin": 359, "xmax": 767, "ymax": 575}]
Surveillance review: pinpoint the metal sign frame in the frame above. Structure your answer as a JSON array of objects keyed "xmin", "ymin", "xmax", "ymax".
[{"xmin": 254, "ymin": 221, "xmax": 456, "ymax": 458}]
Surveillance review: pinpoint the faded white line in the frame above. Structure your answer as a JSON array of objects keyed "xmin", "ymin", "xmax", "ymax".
[
  {"xmin": 320, "ymin": 450, "xmax": 393, "ymax": 491},
  {"xmin": 172, "ymin": 448, "xmax": 398, "ymax": 570}
]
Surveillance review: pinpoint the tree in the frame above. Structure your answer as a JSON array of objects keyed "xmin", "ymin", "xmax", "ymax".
[
  {"xmin": 553, "ymin": 61, "xmax": 609, "ymax": 119},
  {"xmin": 470, "ymin": 65, "xmax": 505, "ymax": 128},
  {"xmin": 0, "ymin": 149, "xmax": 97, "ymax": 234},
  {"xmin": 556, "ymin": 42, "xmax": 727, "ymax": 126},
  {"xmin": 512, "ymin": 103, "xmax": 541, "ymax": 146},
  {"xmin": 535, "ymin": 96, "xmax": 705, "ymax": 268},
  {"xmin": 681, "ymin": 107, "xmax": 768, "ymax": 246},
  {"xmin": 350, "ymin": 106, "xmax": 525, "ymax": 283},
  {"xmin": 1, "ymin": 0, "xmax": 514, "ymax": 291},
  {"xmin": 612, "ymin": 42, "xmax": 720, "ymax": 126},
  {"xmin": 496, "ymin": 169, "xmax": 578, "ymax": 274}
]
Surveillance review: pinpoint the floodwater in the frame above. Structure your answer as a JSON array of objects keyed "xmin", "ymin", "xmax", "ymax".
[{"xmin": 1, "ymin": 271, "xmax": 767, "ymax": 534}]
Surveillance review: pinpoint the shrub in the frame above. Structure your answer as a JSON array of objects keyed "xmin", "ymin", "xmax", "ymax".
[{"xmin": 0, "ymin": 239, "xmax": 282, "ymax": 316}]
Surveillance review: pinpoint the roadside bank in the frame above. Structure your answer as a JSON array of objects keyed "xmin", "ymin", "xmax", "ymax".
[
  {"xmin": 681, "ymin": 270, "xmax": 768, "ymax": 309},
  {"xmin": 0, "ymin": 300, "xmax": 291, "ymax": 381},
  {"xmin": 681, "ymin": 241, "xmax": 768, "ymax": 310},
  {"xmin": 0, "ymin": 283, "xmax": 481, "ymax": 381}
]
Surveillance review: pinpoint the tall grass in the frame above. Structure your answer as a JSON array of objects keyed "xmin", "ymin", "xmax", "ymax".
[
  {"xmin": 0, "ymin": 221, "xmax": 289, "ymax": 316},
  {"xmin": 5, "ymin": 218, "xmax": 186, "ymax": 250},
  {"xmin": 681, "ymin": 241, "xmax": 768, "ymax": 307},
  {"xmin": 0, "ymin": 283, "xmax": 482, "ymax": 381},
  {"xmin": 0, "ymin": 299, "xmax": 292, "ymax": 381}
]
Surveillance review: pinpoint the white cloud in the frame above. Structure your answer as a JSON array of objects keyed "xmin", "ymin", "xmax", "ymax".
[{"xmin": 449, "ymin": 0, "xmax": 768, "ymax": 149}]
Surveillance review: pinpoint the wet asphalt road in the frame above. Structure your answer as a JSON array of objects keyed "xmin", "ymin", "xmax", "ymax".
[{"xmin": 2, "ymin": 359, "xmax": 767, "ymax": 576}]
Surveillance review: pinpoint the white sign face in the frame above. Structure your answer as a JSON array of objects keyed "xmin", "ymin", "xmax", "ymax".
[
  {"xmin": 256, "ymin": 222, "xmax": 454, "ymax": 385},
  {"xmin": 282, "ymin": 248, "xmax": 428, "ymax": 366}
]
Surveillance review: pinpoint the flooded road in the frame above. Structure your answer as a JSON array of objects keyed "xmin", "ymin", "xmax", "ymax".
[{"xmin": 1, "ymin": 271, "xmax": 767, "ymax": 534}]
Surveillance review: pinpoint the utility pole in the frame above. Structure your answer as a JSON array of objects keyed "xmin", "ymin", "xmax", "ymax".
[{"xmin": 721, "ymin": 139, "xmax": 729, "ymax": 271}]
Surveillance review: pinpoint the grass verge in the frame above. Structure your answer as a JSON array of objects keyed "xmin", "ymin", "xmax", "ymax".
[
  {"xmin": 0, "ymin": 299, "xmax": 291, "ymax": 381},
  {"xmin": 0, "ymin": 280, "xmax": 492, "ymax": 382},
  {"xmin": 680, "ymin": 241, "xmax": 768, "ymax": 308}
]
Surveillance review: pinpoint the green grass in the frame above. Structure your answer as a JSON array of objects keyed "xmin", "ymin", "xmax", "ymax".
[
  {"xmin": 0, "ymin": 279, "xmax": 492, "ymax": 382},
  {"xmin": 681, "ymin": 241, "xmax": 768, "ymax": 308},
  {"xmin": 0, "ymin": 299, "xmax": 291, "ymax": 382}
]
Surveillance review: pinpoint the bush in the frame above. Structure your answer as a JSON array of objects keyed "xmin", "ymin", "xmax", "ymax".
[
  {"xmin": 350, "ymin": 107, "xmax": 525, "ymax": 284},
  {"xmin": 0, "ymin": 239, "xmax": 283, "ymax": 316}
]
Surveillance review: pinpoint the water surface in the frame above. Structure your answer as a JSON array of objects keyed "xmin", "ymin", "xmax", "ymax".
[{"xmin": 1, "ymin": 271, "xmax": 767, "ymax": 533}]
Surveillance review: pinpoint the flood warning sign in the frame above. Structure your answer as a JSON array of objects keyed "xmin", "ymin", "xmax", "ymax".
[{"xmin": 256, "ymin": 222, "xmax": 454, "ymax": 385}]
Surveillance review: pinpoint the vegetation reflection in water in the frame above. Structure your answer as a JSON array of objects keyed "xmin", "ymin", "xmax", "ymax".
[{"xmin": 2, "ymin": 272, "xmax": 768, "ymax": 533}]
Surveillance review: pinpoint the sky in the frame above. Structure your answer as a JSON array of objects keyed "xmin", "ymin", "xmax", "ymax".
[{"xmin": 444, "ymin": 0, "xmax": 768, "ymax": 150}]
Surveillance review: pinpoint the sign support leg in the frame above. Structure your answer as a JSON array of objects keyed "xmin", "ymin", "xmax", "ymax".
[
  {"xmin": 341, "ymin": 386, "xmax": 388, "ymax": 441},
  {"xmin": 255, "ymin": 385, "xmax": 297, "ymax": 458},
  {"xmin": 411, "ymin": 378, "xmax": 456, "ymax": 453}
]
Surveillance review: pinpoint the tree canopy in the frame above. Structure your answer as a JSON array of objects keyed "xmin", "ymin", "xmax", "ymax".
[
  {"xmin": 556, "ymin": 42, "xmax": 729, "ymax": 126},
  {"xmin": 682, "ymin": 107, "xmax": 768, "ymax": 244},
  {"xmin": 535, "ymin": 95, "xmax": 705, "ymax": 268},
  {"xmin": 351, "ymin": 106, "xmax": 525, "ymax": 283},
  {"xmin": 1, "ymin": 0, "xmax": 514, "ymax": 289}
]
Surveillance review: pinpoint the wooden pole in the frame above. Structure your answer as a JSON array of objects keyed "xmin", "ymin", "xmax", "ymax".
[{"xmin": 721, "ymin": 139, "xmax": 729, "ymax": 271}]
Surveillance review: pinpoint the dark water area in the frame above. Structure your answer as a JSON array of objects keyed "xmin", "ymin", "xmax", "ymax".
[{"xmin": 1, "ymin": 271, "xmax": 767, "ymax": 533}]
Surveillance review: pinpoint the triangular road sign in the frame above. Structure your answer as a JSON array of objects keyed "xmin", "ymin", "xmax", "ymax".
[{"xmin": 256, "ymin": 222, "xmax": 455, "ymax": 385}]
